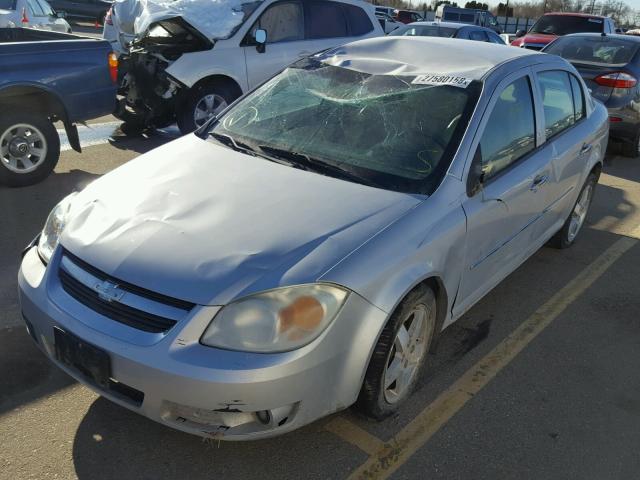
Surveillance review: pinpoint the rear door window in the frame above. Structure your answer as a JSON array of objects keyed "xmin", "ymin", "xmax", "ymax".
[
  {"xmin": 305, "ymin": 1, "xmax": 348, "ymax": 38},
  {"xmin": 479, "ymin": 77, "xmax": 536, "ymax": 180},
  {"xmin": 537, "ymin": 71, "xmax": 576, "ymax": 138},
  {"xmin": 255, "ymin": 1, "xmax": 304, "ymax": 43},
  {"xmin": 570, "ymin": 74, "xmax": 585, "ymax": 122},
  {"xmin": 343, "ymin": 3, "xmax": 374, "ymax": 36}
]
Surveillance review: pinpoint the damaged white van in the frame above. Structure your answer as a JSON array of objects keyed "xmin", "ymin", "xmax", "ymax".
[{"xmin": 106, "ymin": 0, "xmax": 383, "ymax": 134}]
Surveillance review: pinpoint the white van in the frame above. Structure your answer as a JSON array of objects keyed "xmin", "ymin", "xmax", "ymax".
[{"xmin": 107, "ymin": 0, "xmax": 383, "ymax": 134}]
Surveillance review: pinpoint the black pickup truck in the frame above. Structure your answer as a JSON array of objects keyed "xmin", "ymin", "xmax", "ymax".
[{"xmin": 0, "ymin": 28, "xmax": 117, "ymax": 186}]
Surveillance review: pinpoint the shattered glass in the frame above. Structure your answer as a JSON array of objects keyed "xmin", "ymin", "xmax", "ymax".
[{"xmin": 211, "ymin": 60, "xmax": 480, "ymax": 194}]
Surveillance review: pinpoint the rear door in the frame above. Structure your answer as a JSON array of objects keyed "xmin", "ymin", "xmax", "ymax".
[
  {"xmin": 530, "ymin": 68, "xmax": 592, "ymax": 239},
  {"xmin": 456, "ymin": 71, "xmax": 555, "ymax": 316}
]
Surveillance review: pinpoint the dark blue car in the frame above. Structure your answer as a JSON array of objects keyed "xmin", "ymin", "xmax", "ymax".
[{"xmin": 389, "ymin": 21, "xmax": 505, "ymax": 44}]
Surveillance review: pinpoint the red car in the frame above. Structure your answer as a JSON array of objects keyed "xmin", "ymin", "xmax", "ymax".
[
  {"xmin": 394, "ymin": 9, "xmax": 423, "ymax": 24},
  {"xmin": 511, "ymin": 12, "xmax": 616, "ymax": 50}
]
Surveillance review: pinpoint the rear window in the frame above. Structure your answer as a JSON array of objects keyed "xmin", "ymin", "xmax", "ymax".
[
  {"xmin": 343, "ymin": 4, "xmax": 374, "ymax": 36},
  {"xmin": 545, "ymin": 36, "xmax": 640, "ymax": 65},
  {"xmin": 531, "ymin": 15, "xmax": 604, "ymax": 36},
  {"xmin": 390, "ymin": 25, "xmax": 458, "ymax": 37},
  {"xmin": 0, "ymin": 0, "xmax": 17, "ymax": 9}
]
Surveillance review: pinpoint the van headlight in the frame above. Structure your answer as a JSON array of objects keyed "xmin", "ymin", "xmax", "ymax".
[
  {"xmin": 201, "ymin": 284, "xmax": 349, "ymax": 353},
  {"xmin": 37, "ymin": 193, "xmax": 77, "ymax": 264}
]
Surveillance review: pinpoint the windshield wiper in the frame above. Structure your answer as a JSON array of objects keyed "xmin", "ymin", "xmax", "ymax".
[
  {"xmin": 257, "ymin": 145, "xmax": 381, "ymax": 188},
  {"xmin": 210, "ymin": 133, "xmax": 298, "ymax": 167}
]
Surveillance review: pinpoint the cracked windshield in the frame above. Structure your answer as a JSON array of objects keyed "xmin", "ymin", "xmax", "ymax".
[{"xmin": 210, "ymin": 61, "xmax": 479, "ymax": 194}]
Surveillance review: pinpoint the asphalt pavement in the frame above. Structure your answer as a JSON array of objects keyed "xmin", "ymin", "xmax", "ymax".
[{"xmin": 1, "ymin": 120, "xmax": 639, "ymax": 479}]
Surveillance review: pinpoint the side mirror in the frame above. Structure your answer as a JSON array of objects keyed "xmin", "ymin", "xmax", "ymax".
[
  {"xmin": 466, "ymin": 148, "xmax": 485, "ymax": 197},
  {"xmin": 56, "ymin": 10, "xmax": 66, "ymax": 18},
  {"xmin": 255, "ymin": 29, "xmax": 267, "ymax": 53},
  {"xmin": 515, "ymin": 29, "xmax": 526, "ymax": 38}
]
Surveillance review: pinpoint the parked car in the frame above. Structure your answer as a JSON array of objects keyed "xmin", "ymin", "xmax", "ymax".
[
  {"xmin": 393, "ymin": 9, "xmax": 422, "ymax": 24},
  {"xmin": 511, "ymin": 12, "xmax": 616, "ymax": 50},
  {"xmin": 390, "ymin": 21, "xmax": 505, "ymax": 44},
  {"xmin": 19, "ymin": 36, "xmax": 607, "ymax": 440},
  {"xmin": 0, "ymin": 0, "xmax": 71, "ymax": 31},
  {"xmin": 544, "ymin": 33, "xmax": 640, "ymax": 156},
  {"xmin": 376, "ymin": 12, "xmax": 402, "ymax": 34},
  {"xmin": 47, "ymin": 0, "xmax": 111, "ymax": 25},
  {"xmin": 105, "ymin": 0, "xmax": 383, "ymax": 135},
  {"xmin": 0, "ymin": 28, "xmax": 117, "ymax": 186},
  {"xmin": 435, "ymin": 5, "xmax": 501, "ymax": 33},
  {"xmin": 374, "ymin": 5, "xmax": 394, "ymax": 17}
]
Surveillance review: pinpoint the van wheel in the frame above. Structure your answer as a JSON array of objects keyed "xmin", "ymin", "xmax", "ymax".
[
  {"xmin": 176, "ymin": 83, "xmax": 236, "ymax": 135},
  {"xmin": 549, "ymin": 173, "xmax": 597, "ymax": 249},
  {"xmin": 0, "ymin": 113, "xmax": 60, "ymax": 187},
  {"xmin": 356, "ymin": 285, "xmax": 437, "ymax": 419}
]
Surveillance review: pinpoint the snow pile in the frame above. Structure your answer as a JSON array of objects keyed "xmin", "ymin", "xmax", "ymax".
[{"xmin": 112, "ymin": 0, "xmax": 254, "ymax": 38}]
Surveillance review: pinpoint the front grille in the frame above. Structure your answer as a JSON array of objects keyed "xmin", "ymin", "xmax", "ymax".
[{"xmin": 58, "ymin": 250, "xmax": 195, "ymax": 334}]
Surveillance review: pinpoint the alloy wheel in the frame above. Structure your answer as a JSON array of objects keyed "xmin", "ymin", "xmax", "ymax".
[
  {"xmin": 567, "ymin": 183, "xmax": 593, "ymax": 242},
  {"xmin": 193, "ymin": 94, "xmax": 228, "ymax": 128}
]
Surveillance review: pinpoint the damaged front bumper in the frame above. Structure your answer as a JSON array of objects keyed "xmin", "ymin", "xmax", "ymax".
[{"xmin": 18, "ymin": 246, "xmax": 388, "ymax": 440}]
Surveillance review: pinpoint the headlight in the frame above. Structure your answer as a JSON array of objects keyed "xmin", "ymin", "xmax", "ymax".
[
  {"xmin": 37, "ymin": 193, "xmax": 76, "ymax": 264},
  {"xmin": 201, "ymin": 284, "xmax": 349, "ymax": 353}
]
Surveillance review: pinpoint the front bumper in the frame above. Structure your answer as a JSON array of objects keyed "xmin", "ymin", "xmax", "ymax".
[{"xmin": 18, "ymin": 246, "xmax": 388, "ymax": 440}]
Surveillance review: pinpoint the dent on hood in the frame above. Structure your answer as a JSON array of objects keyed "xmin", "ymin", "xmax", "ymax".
[
  {"xmin": 112, "ymin": 0, "xmax": 260, "ymax": 37},
  {"xmin": 61, "ymin": 136, "xmax": 421, "ymax": 306}
]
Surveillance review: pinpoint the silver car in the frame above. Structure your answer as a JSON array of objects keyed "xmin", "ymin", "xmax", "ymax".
[
  {"xmin": 0, "ymin": 0, "xmax": 71, "ymax": 31},
  {"xmin": 19, "ymin": 37, "xmax": 608, "ymax": 440}
]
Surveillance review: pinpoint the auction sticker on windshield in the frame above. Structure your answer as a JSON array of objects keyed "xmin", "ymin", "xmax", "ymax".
[{"xmin": 412, "ymin": 74, "xmax": 472, "ymax": 88}]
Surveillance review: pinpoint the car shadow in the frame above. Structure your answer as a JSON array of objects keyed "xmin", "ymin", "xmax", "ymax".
[{"xmin": 107, "ymin": 126, "xmax": 182, "ymax": 155}]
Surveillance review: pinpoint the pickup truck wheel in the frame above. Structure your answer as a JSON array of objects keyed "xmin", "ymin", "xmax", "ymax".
[
  {"xmin": 177, "ymin": 84, "xmax": 235, "ymax": 135},
  {"xmin": 355, "ymin": 285, "xmax": 436, "ymax": 419},
  {"xmin": 0, "ymin": 113, "xmax": 60, "ymax": 187},
  {"xmin": 549, "ymin": 173, "xmax": 597, "ymax": 249}
]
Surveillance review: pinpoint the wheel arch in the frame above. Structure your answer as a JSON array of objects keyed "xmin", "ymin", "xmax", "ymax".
[
  {"xmin": 0, "ymin": 84, "xmax": 79, "ymax": 152},
  {"xmin": 189, "ymin": 74, "xmax": 243, "ymax": 100}
]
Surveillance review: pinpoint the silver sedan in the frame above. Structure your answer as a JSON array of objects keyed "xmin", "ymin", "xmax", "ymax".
[{"xmin": 19, "ymin": 37, "xmax": 608, "ymax": 440}]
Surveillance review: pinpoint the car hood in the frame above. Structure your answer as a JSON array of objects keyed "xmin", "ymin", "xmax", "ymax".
[{"xmin": 61, "ymin": 135, "xmax": 422, "ymax": 306}]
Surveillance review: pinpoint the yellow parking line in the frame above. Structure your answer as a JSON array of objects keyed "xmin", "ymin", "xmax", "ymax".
[
  {"xmin": 325, "ymin": 417, "xmax": 385, "ymax": 456},
  {"xmin": 349, "ymin": 230, "xmax": 639, "ymax": 480}
]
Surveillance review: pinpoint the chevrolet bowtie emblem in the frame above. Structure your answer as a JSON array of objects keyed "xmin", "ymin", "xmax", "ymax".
[{"xmin": 94, "ymin": 280, "xmax": 125, "ymax": 303}]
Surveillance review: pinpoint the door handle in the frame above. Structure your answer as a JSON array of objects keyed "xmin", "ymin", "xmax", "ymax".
[
  {"xmin": 530, "ymin": 174, "xmax": 549, "ymax": 192},
  {"xmin": 580, "ymin": 143, "xmax": 592, "ymax": 154}
]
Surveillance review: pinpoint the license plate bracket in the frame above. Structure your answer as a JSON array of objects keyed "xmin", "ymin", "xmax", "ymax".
[{"xmin": 54, "ymin": 327, "xmax": 111, "ymax": 389}]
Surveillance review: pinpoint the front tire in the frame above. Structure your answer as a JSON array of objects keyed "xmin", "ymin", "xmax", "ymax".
[
  {"xmin": 549, "ymin": 173, "xmax": 597, "ymax": 249},
  {"xmin": 176, "ymin": 83, "xmax": 237, "ymax": 135},
  {"xmin": 356, "ymin": 285, "xmax": 437, "ymax": 419},
  {"xmin": 0, "ymin": 112, "xmax": 60, "ymax": 187}
]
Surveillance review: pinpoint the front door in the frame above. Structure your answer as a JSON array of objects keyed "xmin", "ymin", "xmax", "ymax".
[
  {"xmin": 455, "ymin": 73, "xmax": 555, "ymax": 317},
  {"xmin": 244, "ymin": 1, "xmax": 309, "ymax": 90}
]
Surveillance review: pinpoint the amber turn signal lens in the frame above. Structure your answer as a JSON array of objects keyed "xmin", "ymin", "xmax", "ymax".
[
  {"xmin": 108, "ymin": 52, "xmax": 118, "ymax": 84},
  {"xmin": 279, "ymin": 296, "xmax": 324, "ymax": 334}
]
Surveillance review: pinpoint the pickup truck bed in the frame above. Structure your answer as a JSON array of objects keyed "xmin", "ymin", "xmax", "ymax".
[{"xmin": 0, "ymin": 28, "xmax": 117, "ymax": 186}]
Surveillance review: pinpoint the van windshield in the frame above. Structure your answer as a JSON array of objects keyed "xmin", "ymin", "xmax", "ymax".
[{"xmin": 208, "ymin": 60, "xmax": 481, "ymax": 195}]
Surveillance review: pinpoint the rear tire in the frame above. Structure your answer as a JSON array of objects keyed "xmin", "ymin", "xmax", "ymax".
[
  {"xmin": 0, "ymin": 112, "xmax": 60, "ymax": 187},
  {"xmin": 549, "ymin": 173, "xmax": 597, "ymax": 249},
  {"xmin": 355, "ymin": 285, "xmax": 437, "ymax": 419},
  {"xmin": 176, "ymin": 82, "xmax": 237, "ymax": 135}
]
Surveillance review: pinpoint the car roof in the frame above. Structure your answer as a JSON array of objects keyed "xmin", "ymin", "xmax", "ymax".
[
  {"xmin": 317, "ymin": 37, "xmax": 540, "ymax": 80},
  {"xmin": 561, "ymin": 32, "xmax": 640, "ymax": 42},
  {"xmin": 542, "ymin": 12, "xmax": 607, "ymax": 18}
]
